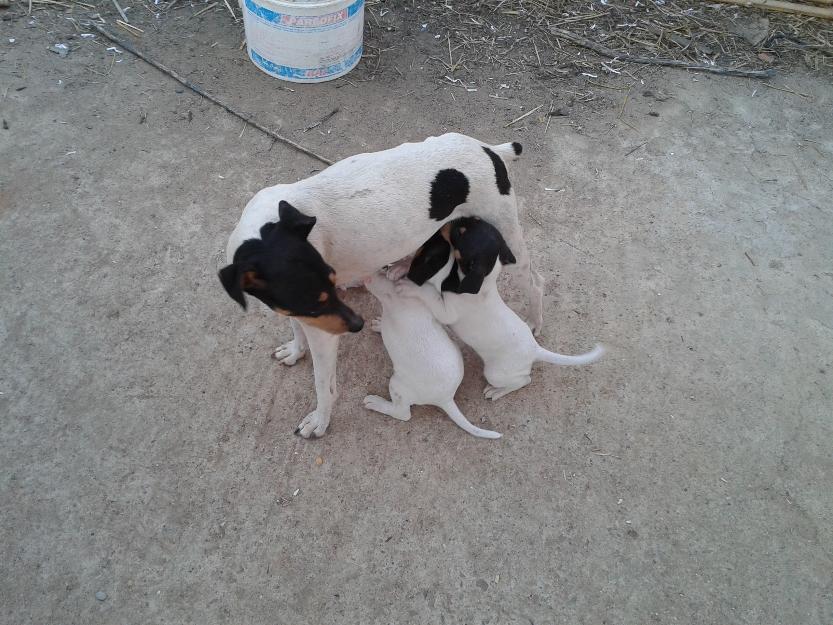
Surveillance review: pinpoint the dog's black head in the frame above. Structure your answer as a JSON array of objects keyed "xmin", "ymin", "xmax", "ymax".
[
  {"xmin": 218, "ymin": 200, "xmax": 364, "ymax": 335},
  {"xmin": 443, "ymin": 217, "xmax": 516, "ymax": 294},
  {"xmin": 406, "ymin": 227, "xmax": 453, "ymax": 286}
]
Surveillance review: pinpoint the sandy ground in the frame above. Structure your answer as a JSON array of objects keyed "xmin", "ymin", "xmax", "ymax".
[{"xmin": 1, "ymin": 4, "xmax": 832, "ymax": 624}]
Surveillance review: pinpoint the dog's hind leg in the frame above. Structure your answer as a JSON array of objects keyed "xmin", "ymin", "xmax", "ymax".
[
  {"xmin": 483, "ymin": 375, "xmax": 532, "ymax": 401},
  {"xmin": 294, "ymin": 325, "xmax": 340, "ymax": 438},
  {"xmin": 272, "ymin": 318, "xmax": 308, "ymax": 365},
  {"xmin": 363, "ymin": 375, "xmax": 412, "ymax": 422},
  {"xmin": 495, "ymin": 214, "xmax": 545, "ymax": 335}
]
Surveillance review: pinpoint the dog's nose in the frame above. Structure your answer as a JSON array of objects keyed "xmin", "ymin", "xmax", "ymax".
[{"xmin": 347, "ymin": 316, "xmax": 364, "ymax": 333}]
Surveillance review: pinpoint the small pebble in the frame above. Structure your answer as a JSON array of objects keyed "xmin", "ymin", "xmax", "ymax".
[
  {"xmin": 95, "ymin": 591, "xmax": 107, "ymax": 601},
  {"xmin": 315, "ymin": 456, "xmax": 324, "ymax": 466},
  {"xmin": 175, "ymin": 88, "xmax": 184, "ymax": 94}
]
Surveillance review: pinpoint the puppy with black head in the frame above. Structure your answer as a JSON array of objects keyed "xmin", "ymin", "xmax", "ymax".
[{"xmin": 398, "ymin": 217, "xmax": 604, "ymax": 401}]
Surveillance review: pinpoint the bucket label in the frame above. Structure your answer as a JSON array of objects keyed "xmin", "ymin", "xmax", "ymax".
[
  {"xmin": 250, "ymin": 45, "xmax": 362, "ymax": 81},
  {"xmin": 244, "ymin": 0, "xmax": 363, "ymax": 32}
]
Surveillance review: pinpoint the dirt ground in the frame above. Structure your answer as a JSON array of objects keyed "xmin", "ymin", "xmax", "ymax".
[{"xmin": 1, "ymin": 2, "xmax": 832, "ymax": 624}]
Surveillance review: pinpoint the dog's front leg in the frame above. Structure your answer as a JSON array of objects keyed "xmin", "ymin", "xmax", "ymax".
[
  {"xmin": 294, "ymin": 325, "xmax": 340, "ymax": 438},
  {"xmin": 273, "ymin": 318, "xmax": 308, "ymax": 365}
]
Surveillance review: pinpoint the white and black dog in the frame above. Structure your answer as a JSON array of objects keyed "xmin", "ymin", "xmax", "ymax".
[{"xmin": 219, "ymin": 133, "xmax": 544, "ymax": 437}]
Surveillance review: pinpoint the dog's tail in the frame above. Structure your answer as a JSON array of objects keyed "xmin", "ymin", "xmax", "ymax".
[
  {"xmin": 535, "ymin": 344, "xmax": 605, "ymax": 366},
  {"xmin": 491, "ymin": 141, "xmax": 523, "ymax": 162},
  {"xmin": 440, "ymin": 401, "xmax": 502, "ymax": 439}
]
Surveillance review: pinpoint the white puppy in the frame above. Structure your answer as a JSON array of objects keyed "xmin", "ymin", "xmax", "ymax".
[
  {"xmin": 398, "ymin": 217, "xmax": 604, "ymax": 401},
  {"xmin": 363, "ymin": 271, "xmax": 501, "ymax": 439}
]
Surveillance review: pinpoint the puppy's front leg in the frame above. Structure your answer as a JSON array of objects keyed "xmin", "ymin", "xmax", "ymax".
[
  {"xmin": 273, "ymin": 318, "xmax": 308, "ymax": 365},
  {"xmin": 294, "ymin": 325, "xmax": 339, "ymax": 438},
  {"xmin": 395, "ymin": 282, "xmax": 459, "ymax": 325}
]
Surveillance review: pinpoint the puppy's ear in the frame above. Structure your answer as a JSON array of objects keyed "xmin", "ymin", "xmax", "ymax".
[
  {"xmin": 278, "ymin": 200, "xmax": 316, "ymax": 239},
  {"xmin": 408, "ymin": 230, "xmax": 452, "ymax": 286},
  {"xmin": 498, "ymin": 240, "xmax": 516, "ymax": 265},
  {"xmin": 458, "ymin": 271, "xmax": 486, "ymax": 295},
  {"xmin": 441, "ymin": 261, "xmax": 462, "ymax": 293},
  {"xmin": 219, "ymin": 263, "xmax": 247, "ymax": 309},
  {"xmin": 259, "ymin": 221, "xmax": 279, "ymax": 239}
]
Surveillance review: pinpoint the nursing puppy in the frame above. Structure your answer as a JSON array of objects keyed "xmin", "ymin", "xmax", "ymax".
[
  {"xmin": 398, "ymin": 217, "xmax": 604, "ymax": 401},
  {"xmin": 220, "ymin": 133, "xmax": 544, "ymax": 438},
  {"xmin": 363, "ymin": 272, "xmax": 501, "ymax": 439}
]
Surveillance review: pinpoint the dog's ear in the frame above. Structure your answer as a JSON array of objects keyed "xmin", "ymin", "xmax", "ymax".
[
  {"xmin": 408, "ymin": 230, "xmax": 452, "ymax": 285},
  {"xmin": 457, "ymin": 271, "xmax": 486, "ymax": 295},
  {"xmin": 498, "ymin": 239, "xmax": 516, "ymax": 265},
  {"xmin": 219, "ymin": 264, "xmax": 267, "ymax": 309},
  {"xmin": 279, "ymin": 200, "xmax": 316, "ymax": 239},
  {"xmin": 219, "ymin": 263, "xmax": 247, "ymax": 309},
  {"xmin": 259, "ymin": 221, "xmax": 279, "ymax": 239},
  {"xmin": 440, "ymin": 261, "xmax": 462, "ymax": 293}
]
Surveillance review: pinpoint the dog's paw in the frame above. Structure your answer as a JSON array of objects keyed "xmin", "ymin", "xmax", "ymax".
[
  {"xmin": 483, "ymin": 385, "xmax": 509, "ymax": 401},
  {"xmin": 385, "ymin": 260, "xmax": 410, "ymax": 281},
  {"xmin": 369, "ymin": 317, "xmax": 382, "ymax": 333},
  {"xmin": 272, "ymin": 340, "xmax": 307, "ymax": 366},
  {"xmin": 394, "ymin": 281, "xmax": 420, "ymax": 299},
  {"xmin": 294, "ymin": 410, "xmax": 329, "ymax": 438}
]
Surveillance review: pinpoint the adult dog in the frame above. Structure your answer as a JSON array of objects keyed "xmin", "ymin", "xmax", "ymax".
[{"xmin": 219, "ymin": 133, "xmax": 544, "ymax": 437}]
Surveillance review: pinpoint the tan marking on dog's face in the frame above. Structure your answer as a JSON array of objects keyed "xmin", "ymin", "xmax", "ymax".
[
  {"xmin": 242, "ymin": 271, "xmax": 267, "ymax": 290},
  {"xmin": 453, "ymin": 249, "xmax": 462, "ymax": 260},
  {"xmin": 458, "ymin": 226, "xmax": 466, "ymax": 234},
  {"xmin": 318, "ymin": 291, "xmax": 329, "ymax": 303},
  {"xmin": 296, "ymin": 314, "xmax": 349, "ymax": 335},
  {"xmin": 273, "ymin": 307, "xmax": 292, "ymax": 317},
  {"xmin": 439, "ymin": 223, "xmax": 452, "ymax": 242},
  {"xmin": 328, "ymin": 272, "xmax": 337, "ymax": 285}
]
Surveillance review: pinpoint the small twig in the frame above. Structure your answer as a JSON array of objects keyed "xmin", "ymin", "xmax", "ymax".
[
  {"xmin": 89, "ymin": 23, "xmax": 333, "ymax": 165},
  {"xmin": 116, "ymin": 19, "xmax": 143, "ymax": 35},
  {"xmin": 544, "ymin": 100, "xmax": 554, "ymax": 134},
  {"xmin": 222, "ymin": 0, "xmax": 236, "ymax": 20},
  {"xmin": 744, "ymin": 251, "xmax": 757, "ymax": 266},
  {"xmin": 625, "ymin": 141, "xmax": 647, "ymax": 156},
  {"xmin": 550, "ymin": 27, "xmax": 776, "ymax": 79},
  {"xmin": 303, "ymin": 107, "xmax": 339, "ymax": 132},
  {"xmin": 191, "ymin": 1, "xmax": 218, "ymax": 19},
  {"xmin": 761, "ymin": 82, "xmax": 811, "ymax": 97},
  {"xmin": 505, "ymin": 103, "xmax": 543, "ymax": 128},
  {"xmin": 111, "ymin": 0, "xmax": 129, "ymax": 22}
]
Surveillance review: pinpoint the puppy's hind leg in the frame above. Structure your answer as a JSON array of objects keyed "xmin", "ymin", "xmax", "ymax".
[
  {"xmin": 483, "ymin": 375, "xmax": 532, "ymax": 401},
  {"xmin": 439, "ymin": 401, "xmax": 502, "ymax": 439},
  {"xmin": 273, "ymin": 318, "xmax": 308, "ymax": 365},
  {"xmin": 363, "ymin": 375, "xmax": 413, "ymax": 422}
]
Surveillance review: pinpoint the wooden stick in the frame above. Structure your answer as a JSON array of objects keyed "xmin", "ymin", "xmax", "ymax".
[
  {"xmin": 89, "ymin": 23, "xmax": 334, "ymax": 166},
  {"xmin": 505, "ymin": 103, "xmax": 544, "ymax": 127},
  {"xmin": 111, "ymin": 0, "xmax": 129, "ymax": 22},
  {"xmin": 711, "ymin": 0, "xmax": 833, "ymax": 18},
  {"xmin": 550, "ymin": 27, "xmax": 776, "ymax": 78}
]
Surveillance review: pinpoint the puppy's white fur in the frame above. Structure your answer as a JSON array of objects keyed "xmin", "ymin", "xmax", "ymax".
[
  {"xmin": 396, "ymin": 260, "xmax": 604, "ymax": 401},
  {"xmin": 363, "ymin": 271, "xmax": 501, "ymax": 439},
  {"xmin": 226, "ymin": 133, "xmax": 543, "ymax": 437}
]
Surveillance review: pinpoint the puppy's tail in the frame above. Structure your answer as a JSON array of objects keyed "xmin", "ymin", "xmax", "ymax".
[
  {"xmin": 491, "ymin": 141, "xmax": 524, "ymax": 162},
  {"xmin": 440, "ymin": 401, "xmax": 502, "ymax": 439},
  {"xmin": 536, "ymin": 344, "xmax": 605, "ymax": 366}
]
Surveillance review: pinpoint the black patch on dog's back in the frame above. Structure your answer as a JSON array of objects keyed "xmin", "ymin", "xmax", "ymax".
[
  {"xmin": 511, "ymin": 142, "xmax": 523, "ymax": 156},
  {"xmin": 482, "ymin": 147, "xmax": 511, "ymax": 195},
  {"xmin": 429, "ymin": 169, "xmax": 470, "ymax": 220}
]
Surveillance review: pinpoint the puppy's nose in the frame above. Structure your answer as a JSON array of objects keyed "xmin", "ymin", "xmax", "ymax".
[{"xmin": 347, "ymin": 316, "xmax": 364, "ymax": 333}]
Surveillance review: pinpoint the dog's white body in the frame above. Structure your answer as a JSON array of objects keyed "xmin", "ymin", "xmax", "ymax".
[
  {"xmin": 397, "ymin": 261, "xmax": 604, "ymax": 400},
  {"xmin": 226, "ymin": 133, "xmax": 543, "ymax": 437},
  {"xmin": 362, "ymin": 272, "xmax": 500, "ymax": 439}
]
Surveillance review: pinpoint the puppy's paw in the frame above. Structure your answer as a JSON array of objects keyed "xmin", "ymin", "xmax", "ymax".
[
  {"xmin": 385, "ymin": 259, "xmax": 411, "ymax": 281},
  {"xmin": 394, "ymin": 281, "xmax": 420, "ymax": 299},
  {"xmin": 483, "ymin": 385, "xmax": 509, "ymax": 401},
  {"xmin": 294, "ymin": 410, "xmax": 329, "ymax": 438},
  {"xmin": 369, "ymin": 317, "xmax": 382, "ymax": 333},
  {"xmin": 272, "ymin": 340, "xmax": 306, "ymax": 366}
]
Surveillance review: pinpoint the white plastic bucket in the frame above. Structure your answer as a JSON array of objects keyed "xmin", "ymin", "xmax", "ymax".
[{"xmin": 242, "ymin": 0, "xmax": 364, "ymax": 83}]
